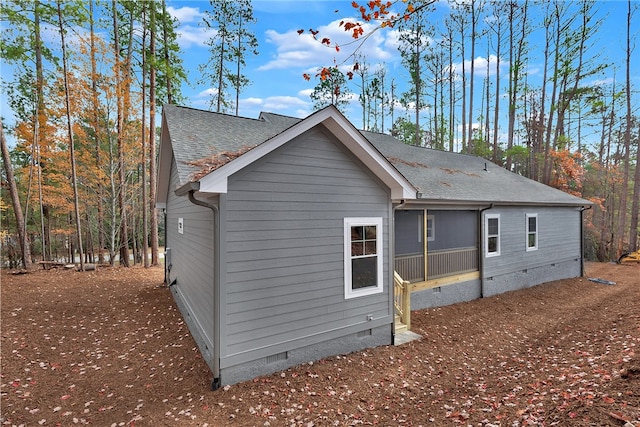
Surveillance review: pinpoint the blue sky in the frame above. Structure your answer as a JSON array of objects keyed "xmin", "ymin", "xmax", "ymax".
[
  {"xmin": 167, "ymin": 0, "xmax": 407, "ymax": 123},
  {"xmin": 165, "ymin": 0, "xmax": 637, "ymax": 146}
]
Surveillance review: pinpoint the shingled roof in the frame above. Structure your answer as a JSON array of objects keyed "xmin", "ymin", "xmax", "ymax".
[
  {"xmin": 363, "ymin": 132, "xmax": 588, "ymax": 206},
  {"xmin": 162, "ymin": 105, "xmax": 298, "ymax": 185},
  {"xmin": 159, "ymin": 105, "xmax": 589, "ymax": 207}
]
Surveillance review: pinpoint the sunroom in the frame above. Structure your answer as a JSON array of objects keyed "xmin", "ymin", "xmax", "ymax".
[{"xmin": 394, "ymin": 209, "xmax": 480, "ymax": 287}]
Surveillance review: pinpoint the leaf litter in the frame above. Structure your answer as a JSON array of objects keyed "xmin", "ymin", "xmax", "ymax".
[{"xmin": 1, "ymin": 262, "xmax": 638, "ymax": 426}]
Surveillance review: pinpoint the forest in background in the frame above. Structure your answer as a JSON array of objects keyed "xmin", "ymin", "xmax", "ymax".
[{"xmin": 0, "ymin": 0, "xmax": 638, "ymax": 270}]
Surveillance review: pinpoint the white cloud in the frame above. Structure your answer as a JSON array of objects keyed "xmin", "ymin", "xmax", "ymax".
[
  {"xmin": 257, "ymin": 18, "xmax": 397, "ymax": 72},
  {"xmin": 471, "ymin": 54, "xmax": 509, "ymax": 78},
  {"xmin": 451, "ymin": 55, "xmax": 509, "ymax": 79},
  {"xmin": 243, "ymin": 97, "xmax": 264, "ymax": 107},
  {"xmin": 239, "ymin": 95, "xmax": 311, "ymax": 118},
  {"xmin": 262, "ymin": 95, "xmax": 309, "ymax": 110},
  {"xmin": 166, "ymin": 6, "xmax": 213, "ymax": 49},
  {"xmin": 166, "ymin": 6, "xmax": 203, "ymax": 24},
  {"xmin": 196, "ymin": 88, "xmax": 218, "ymax": 98},
  {"xmin": 175, "ymin": 24, "xmax": 212, "ymax": 49}
]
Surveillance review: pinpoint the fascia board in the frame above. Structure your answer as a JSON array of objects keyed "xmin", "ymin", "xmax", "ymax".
[{"xmin": 412, "ymin": 198, "xmax": 591, "ymax": 208}]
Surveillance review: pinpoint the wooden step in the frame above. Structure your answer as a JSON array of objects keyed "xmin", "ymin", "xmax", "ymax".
[{"xmin": 395, "ymin": 315, "xmax": 408, "ymax": 334}]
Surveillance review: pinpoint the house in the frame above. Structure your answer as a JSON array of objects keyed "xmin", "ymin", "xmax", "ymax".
[{"xmin": 156, "ymin": 104, "xmax": 590, "ymax": 388}]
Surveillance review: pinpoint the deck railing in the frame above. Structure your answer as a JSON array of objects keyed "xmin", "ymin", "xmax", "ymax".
[
  {"xmin": 394, "ymin": 253, "xmax": 425, "ymax": 282},
  {"xmin": 428, "ymin": 247, "xmax": 478, "ymax": 279},
  {"xmin": 393, "ymin": 271, "xmax": 411, "ymax": 329},
  {"xmin": 395, "ymin": 246, "xmax": 478, "ymax": 282}
]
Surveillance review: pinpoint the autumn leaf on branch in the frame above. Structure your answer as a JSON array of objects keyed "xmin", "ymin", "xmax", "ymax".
[{"xmin": 298, "ymin": 0, "xmax": 436, "ymax": 84}]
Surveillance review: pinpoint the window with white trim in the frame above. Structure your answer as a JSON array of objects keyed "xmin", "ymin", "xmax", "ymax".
[
  {"xmin": 344, "ymin": 217, "xmax": 383, "ymax": 299},
  {"xmin": 485, "ymin": 214, "xmax": 500, "ymax": 257},
  {"xmin": 526, "ymin": 213, "xmax": 538, "ymax": 251}
]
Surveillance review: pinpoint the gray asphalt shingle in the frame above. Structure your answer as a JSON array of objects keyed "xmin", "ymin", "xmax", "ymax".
[
  {"xmin": 364, "ymin": 131, "xmax": 588, "ymax": 206},
  {"xmin": 163, "ymin": 105, "xmax": 588, "ymax": 206}
]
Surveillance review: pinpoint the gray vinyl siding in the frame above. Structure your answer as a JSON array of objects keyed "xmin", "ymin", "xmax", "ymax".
[
  {"xmin": 221, "ymin": 126, "xmax": 391, "ymax": 368},
  {"xmin": 482, "ymin": 206, "xmax": 582, "ymax": 295},
  {"xmin": 165, "ymin": 157, "xmax": 216, "ymax": 357}
]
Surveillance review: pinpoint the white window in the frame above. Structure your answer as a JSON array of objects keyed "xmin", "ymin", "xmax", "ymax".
[
  {"xmin": 485, "ymin": 214, "xmax": 500, "ymax": 257},
  {"xmin": 426, "ymin": 214, "xmax": 435, "ymax": 242},
  {"xmin": 417, "ymin": 213, "xmax": 435, "ymax": 243},
  {"xmin": 344, "ymin": 217, "xmax": 383, "ymax": 299},
  {"xmin": 526, "ymin": 213, "xmax": 538, "ymax": 251}
]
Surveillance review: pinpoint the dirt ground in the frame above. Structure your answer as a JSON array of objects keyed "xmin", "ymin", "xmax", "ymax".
[{"xmin": 1, "ymin": 262, "xmax": 638, "ymax": 427}]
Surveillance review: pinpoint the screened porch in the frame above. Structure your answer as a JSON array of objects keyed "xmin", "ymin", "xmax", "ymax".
[{"xmin": 394, "ymin": 209, "xmax": 479, "ymax": 283}]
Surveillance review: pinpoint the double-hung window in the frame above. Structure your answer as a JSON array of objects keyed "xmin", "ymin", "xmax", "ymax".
[
  {"xmin": 485, "ymin": 214, "xmax": 500, "ymax": 257},
  {"xmin": 526, "ymin": 213, "xmax": 538, "ymax": 251},
  {"xmin": 344, "ymin": 217, "xmax": 383, "ymax": 299}
]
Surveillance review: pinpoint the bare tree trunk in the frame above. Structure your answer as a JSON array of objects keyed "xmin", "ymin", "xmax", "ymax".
[
  {"xmin": 113, "ymin": 0, "xmax": 129, "ymax": 267},
  {"xmin": 629, "ymin": 129, "xmax": 639, "ymax": 252},
  {"xmin": 161, "ymin": 0, "xmax": 173, "ymax": 104},
  {"xmin": 460, "ymin": 25, "xmax": 467, "ymax": 153},
  {"xmin": 506, "ymin": 0, "xmax": 527, "ymax": 171},
  {"xmin": 445, "ymin": 24, "xmax": 454, "ymax": 152},
  {"xmin": 57, "ymin": 1, "xmax": 84, "ymax": 271},
  {"xmin": 141, "ymin": 4, "xmax": 149, "ymax": 268},
  {"xmin": 108, "ymin": 126, "xmax": 117, "ymax": 266},
  {"xmin": 379, "ymin": 68, "xmax": 386, "ymax": 134},
  {"xmin": 89, "ymin": 0, "xmax": 105, "ymax": 264},
  {"xmin": 626, "ymin": 0, "xmax": 639, "ymax": 252},
  {"xmin": 1, "ymin": 120, "xmax": 33, "ymax": 269},
  {"xmin": 390, "ymin": 79, "xmax": 396, "ymax": 132},
  {"xmin": 414, "ymin": 47, "xmax": 421, "ymax": 146},
  {"xmin": 506, "ymin": 1, "xmax": 516, "ymax": 170},
  {"xmin": 542, "ymin": 3, "xmax": 563, "ymax": 185},
  {"xmin": 466, "ymin": 0, "xmax": 478, "ymax": 154},
  {"xmin": 484, "ymin": 41, "xmax": 491, "ymax": 154},
  {"xmin": 616, "ymin": 132, "xmax": 631, "ymax": 257},
  {"xmin": 149, "ymin": 2, "xmax": 159, "ymax": 266},
  {"xmin": 34, "ymin": 0, "xmax": 49, "ymax": 261},
  {"xmin": 536, "ymin": 4, "xmax": 553, "ymax": 182},
  {"xmin": 216, "ymin": 36, "xmax": 226, "ymax": 112},
  {"xmin": 491, "ymin": 3, "xmax": 503, "ymax": 164}
]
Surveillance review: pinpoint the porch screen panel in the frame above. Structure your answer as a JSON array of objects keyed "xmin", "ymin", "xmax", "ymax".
[
  {"xmin": 395, "ymin": 210, "xmax": 423, "ymax": 255},
  {"xmin": 394, "ymin": 210, "xmax": 424, "ymax": 282},
  {"xmin": 427, "ymin": 210, "xmax": 479, "ymax": 280}
]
